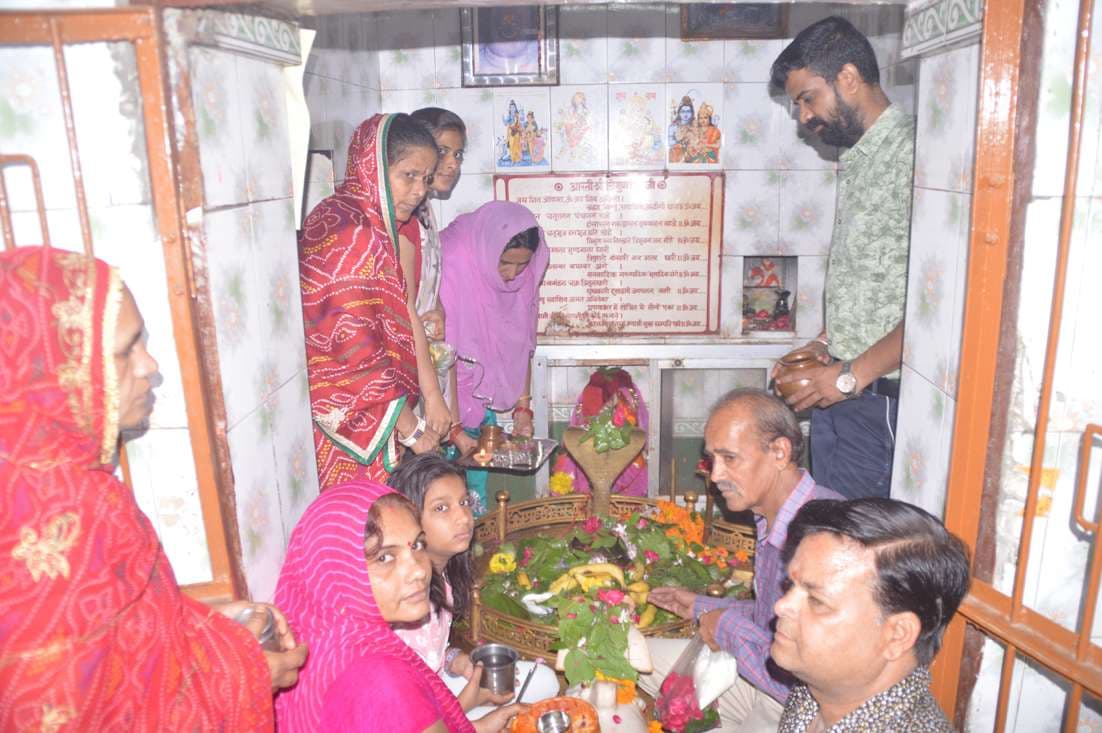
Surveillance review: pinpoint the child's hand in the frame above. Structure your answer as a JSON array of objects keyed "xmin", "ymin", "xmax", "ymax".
[{"xmin": 448, "ymin": 651, "xmax": 474, "ymax": 680}]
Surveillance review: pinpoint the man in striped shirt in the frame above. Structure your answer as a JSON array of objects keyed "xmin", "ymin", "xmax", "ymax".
[{"xmin": 640, "ymin": 388, "xmax": 842, "ymax": 731}]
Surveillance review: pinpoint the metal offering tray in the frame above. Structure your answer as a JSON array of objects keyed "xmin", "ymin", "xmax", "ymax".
[{"xmin": 455, "ymin": 435, "xmax": 558, "ymax": 473}]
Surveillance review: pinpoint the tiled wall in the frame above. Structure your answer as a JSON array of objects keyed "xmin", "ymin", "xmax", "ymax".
[
  {"xmin": 305, "ymin": 4, "xmax": 913, "ymax": 345},
  {"xmin": 0, "ymin": 41, "xmax": 213, "ymax": 585},
  {"xmin": 889, "ymin": 36, "xmax": 979, "ymax": 518},
  {"xmin": 961, "ymin": 0, "xmax": 1102, "ymax": 728},
  {"xmin": 180, "ymin": 16, "xmax": 320, "ymax": 601}
]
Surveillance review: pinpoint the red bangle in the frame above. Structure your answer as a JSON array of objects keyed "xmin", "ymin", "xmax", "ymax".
[
  {"xmin": 513, "ymin": 405, "xmax": 534, "ymax": 419},
  {"xmin": 448, "ymin": 424, "xmax": 465, "ymax": 443}
]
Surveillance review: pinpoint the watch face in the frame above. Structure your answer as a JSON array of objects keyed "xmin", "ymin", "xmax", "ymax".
[{"xmin": 836, "ymin": 372, "xmax": 858, "ymax": 394}]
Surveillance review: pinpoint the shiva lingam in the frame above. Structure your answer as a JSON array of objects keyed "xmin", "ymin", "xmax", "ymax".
[{"xmin": 467, "ymin": 442, "xmax": 757, "ymax": 658}]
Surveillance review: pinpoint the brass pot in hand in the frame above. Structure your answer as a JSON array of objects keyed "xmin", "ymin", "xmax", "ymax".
[{"xmin": 773, "ymin": 349, "xmax": 822, "ymax": 400}]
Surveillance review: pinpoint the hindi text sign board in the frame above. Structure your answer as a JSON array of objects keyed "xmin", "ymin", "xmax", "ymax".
[{"xmin": 495, "ymin": 173, "xmax": 723, "ymax": 336}]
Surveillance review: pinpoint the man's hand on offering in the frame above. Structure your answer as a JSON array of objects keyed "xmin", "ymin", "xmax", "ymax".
[
  {"xmin": 648, "ymin": 586, "xmax": 699, "ymax": 620},
  {"xmin": 698, "ymin": 609, "xmax": 723, "ymax": 651},
  {"xmin": 783, "ymin": 360, "xmax": 848, "ymax": 412}
]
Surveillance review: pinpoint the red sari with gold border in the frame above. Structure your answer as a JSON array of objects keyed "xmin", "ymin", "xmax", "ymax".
[
  {"xmin": 299, "ymin": 114, "xmax": 420, "ymax": 488},
  {"xmin": 0, "ymin": 246, "xmax": 272, "ymax": 731}
]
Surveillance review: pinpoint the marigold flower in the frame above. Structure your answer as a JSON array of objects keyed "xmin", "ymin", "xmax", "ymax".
[{"xmin": 488, "ymin": 552, "xmax": 517, "ymax": 574}]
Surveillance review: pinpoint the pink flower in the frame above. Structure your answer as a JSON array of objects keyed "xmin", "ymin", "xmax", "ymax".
[
  {"xmin": 636, "ymin": 517, "xmax": 649, "ymax": 529},
  {"xmin": 612, "ymin": 405, "xmax": 627, "ymax": 427},
  {"xmin": 644, "ymin": 550, "xmax": 659, "ymax": 563},
  {"xmin": 566, "ymin": 612, "xmax": 577, "ymax": 619},
  {"xmin": 598, "ymin": 588, "xmax": 626, "ymax": 605},
  {"xmin": 583, "ymin": 516, "xmax": 601, "ymax": 534},
  {"xmin": 519, "ymin": 546, "xmax": 534, "ymax": 567},
  {"xmin": 613, "ymin": 715, "xmax": 622, "ymax": 724},
  {"xmin": 610, "ymin": 614, "xmax": 620, "ymax": 623}
]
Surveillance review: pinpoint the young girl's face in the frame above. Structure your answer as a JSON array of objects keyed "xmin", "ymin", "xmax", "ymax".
[{"xmin": 420, "ymin": 475, "xmax": 474, "ymax": 570}]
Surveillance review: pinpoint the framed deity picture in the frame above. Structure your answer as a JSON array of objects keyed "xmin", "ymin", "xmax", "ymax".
[
  {"xmin": 461, "ymin": 6, "xmax": 559, "ymax": 87},
  {"xmin": 680, "ymin": 3, "xmax": 788, "ymax": 40}
]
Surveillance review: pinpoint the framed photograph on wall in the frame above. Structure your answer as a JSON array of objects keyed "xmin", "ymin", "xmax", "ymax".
[
  {"xmin": 461, "ymin": 6, "xmax": 559, "ymax": 87},
  {"xmin": 680, "ymin": 3, "xmax": 788, "ymax": 41}
]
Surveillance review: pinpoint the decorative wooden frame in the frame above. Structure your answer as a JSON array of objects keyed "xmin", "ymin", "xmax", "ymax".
[
  {"xmin": 461, "ymin": 6, "xmax": 559, "ymax": 87},
  {"xmin": 679, "ymin": 3, "xmax": 788, "ymax": 41}
]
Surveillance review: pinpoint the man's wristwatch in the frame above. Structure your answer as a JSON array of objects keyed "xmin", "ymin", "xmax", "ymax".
[{"xmin": 835, "ymin": 361, "xmax": 858, "ymax": 398}]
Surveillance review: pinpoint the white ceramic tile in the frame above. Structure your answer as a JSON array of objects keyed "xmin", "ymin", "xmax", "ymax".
[
  {"xmin": 723, "ymin": 39, "xmax": 784, "ymax": 84},
  {"xmin": 666, "ymin": 82, "xmax": 724, "ymax": 170},
  {"xmin": 607, "ymin": 83, "xmax": 666, "ymax": 170},
  {"xmin": 665, "ymin": 5, "xmax": 724, "ymax": 83},
  {"xmin": 188, "ymin": 46, "xmax": 247, "ymax": 207},
  {"xmin": 914, "ymin": 43, "xmax": 979, "ymax": 193},
  {"xmin": 124, "ymin": 427, "xmax": 212, "ymax": 586},
  {"xmin": 549, "ymin": 85, "xmax": 609, "ymax": 171},
  {"xmin": 432, "ymin": 8, "xmax": 462, "ymax": 89},
  {"xmin": 352, "ymin": 14, "xmax": 380, "ymax": 90},
  {"xmin": 492, "ymin": 89, "xmax": 551, "ymax": 172},
  {"xmin": 719, "ymin": 255, "xmax": 743, "ymax": 337},
  {"xmin": 271, "ymin": 372, "xmax": 320, "ymax": 539},
  {"xmin": 721, "ymin": 82, "xmax": 781, "ymax": 170},
  {"xmin": 890, "ymin": 364, "xmax": 949, "ymax": 516},
  {"xmin": 774, "ymin": 102, "xmax": 839, "ymax": 171},
  {"xmin": 945, "ymin": 192, "xmax": 973, "ymax": 400},
  {"xmin": 779, "ymin": 170, "xmax": 836, "ymax": 255},
  {"xmin": 559, "ymin": 5, "xmax": 608, "ymax": 85},
  {"xmin": 904, "ymin": 188, "xmax": 966, "ymax": 390},
  {"xmin": 227, "ymin": 408, "xmax": 285, "ymax": 601},
  {"xmin": 606, "ymin": 4, "xmax": 666, "ymax": 83},
  {"xmin": 202, "ymin": 205, "xmax": 262, "ymax": 430},
  {"xmin": 439, "ymin": 173, "xmax": 494, "ymax": 230},
  {"xmin": 238, "ymin": 55, "xmax": 294, "ymax": 202},
  {"xmin": 723, "ymin": 170, "xmax": 780, "ymax": 256},
  {"xmin": 377, "ymin": 10, "xmax": 437, "ymax": 91},
  {"xmin": 437, "ymin": 87, "xmax": 497, "ymax": 175},
  {"xmin": 250, "ymin": 199, "xmax": 306, "ymax": 387},
  {"xmin": 794, "ymin": 255, "xmax": 826, "ymax": 339}
]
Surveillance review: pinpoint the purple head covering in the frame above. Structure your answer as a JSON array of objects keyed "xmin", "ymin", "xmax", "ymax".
[{"xmin": 439, "ymin": 201, "xmax": 550, "ymax": 428}]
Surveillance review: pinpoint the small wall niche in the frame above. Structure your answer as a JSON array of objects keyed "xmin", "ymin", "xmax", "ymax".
[{"xmin": 741, "ymin": 256, "xmax": 797, "ymax": 336}]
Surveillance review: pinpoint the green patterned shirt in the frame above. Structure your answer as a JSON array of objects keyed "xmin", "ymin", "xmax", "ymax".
[
  {"xmin": 778, "ymin": 667, "xmax": 953, "ymax": 732},
  {"xmin": 825, "ymin": 104, "xmax": 915, "ymax": 369}
]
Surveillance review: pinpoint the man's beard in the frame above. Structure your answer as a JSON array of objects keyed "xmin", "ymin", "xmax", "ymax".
[{"xmin": 806, "ymin": 93, "xmax": 864, "ymax": 148}]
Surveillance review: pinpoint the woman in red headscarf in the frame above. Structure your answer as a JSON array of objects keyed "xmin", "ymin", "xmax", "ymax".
[
  {"xmin": 0, "ymin": 246, "xmax": 284, "ymax": 730},
  {"xmin": 299, "ymin": 113, "xmax": 447, "ymax": 489}
]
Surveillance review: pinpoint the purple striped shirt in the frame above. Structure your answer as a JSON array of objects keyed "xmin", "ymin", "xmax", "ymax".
[{"xmin": 694, "ymin": 470, "xmax": 842, "ymax": 704}]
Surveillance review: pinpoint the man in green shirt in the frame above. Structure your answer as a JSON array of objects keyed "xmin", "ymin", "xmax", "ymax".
[{"xmin": 770, "ymin": 17, "xmax": 915, "ymax": 499}]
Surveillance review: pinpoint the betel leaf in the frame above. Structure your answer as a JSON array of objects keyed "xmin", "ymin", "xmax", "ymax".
[
  {"xmin": 479, "ymin": 586, "xmax": 531, "ymax": 621},
  {"xmin": 564, "ymin": 648, "xmax": 596, "ymax": 686}
]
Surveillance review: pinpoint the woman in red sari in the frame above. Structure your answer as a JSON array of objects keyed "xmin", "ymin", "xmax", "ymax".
[
  {"xmin": 0, "ymin": 246, "xmax": 290, "ymax": 730},
  {"xmin": 300, "ymin": 113, "xmax": 446, "ymax": 489}
]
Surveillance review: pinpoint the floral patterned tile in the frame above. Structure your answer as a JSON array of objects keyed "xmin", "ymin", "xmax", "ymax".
[
  {"xmin": 227, "ymin": 408, "xmax": 285, "ymax": 601},
  {"xmin": 665, "ymin": 6, "xmax": 724, "ymax": 83},
  {"xmin": 188, "ymin": 45, "xmax": 247, "ymax": 208},
  {"xmin": 779, "ymin": 170, "xmax": 836, "ymax": 255},
  {"xmin": 719, "ymin": 255, "xmax": 743, "ymax": 338},
  {"xmin": 903, "ymin": 187, "xmax": 965, "ymax": 389},
  {"xmin": 721, "ymin": 82, "xmax": 781, "ymax": 170},
  {"xmin": 559, "ymin": 5, "xmax": 609, "ymax": 85},
  {"xmin": 723, "ymin": 39, "xmax": 783, "ymax": 84},
  {"xmin": 890, "ymin": 364, "xmax": 951, "ymax": 518},
  {"xmin": 203, "ymin": 205, "xmax": 263, "ymax": 430},
  {"xmin": 606, "ymin": 4, "xmax": 667, "ymax": 84},
  {"xmin": 432, "ymin": 8, "xmax": 462, "ymax": 90},
  {"xmin": 795, "ymin": 255, "xmax": 826, "ymax": 339},
  {"xmin": 250, "ymin": 199, "xmax": 305, "ymax": 387},
  {"xmin": 438, "ymin": 87, "xmax": 497, "ymax": 175},
  {"xmin": 723, "ymin": 171, "xmax": 780, "ymax": 256},
  {"xmin": 376, "ymin": 10, "xmax": 437, "ymax": 91},
  {"xmin": 775, "ymin": 103, "xmax": 839, "ymax": 171},
  {"xmin": 271, "ymin": 372, "xmax": 320, "ymax": 539},
  {"xmin": 238, "ymin": 55, "xmax": 294, "ymax": 202},
  {"xmin": 914, "ymin": 42, "xmax": 979, "ymax": 193},
  {"xmin": 124, "ymin": 427, "xmax": 212, "ymax": 586}
]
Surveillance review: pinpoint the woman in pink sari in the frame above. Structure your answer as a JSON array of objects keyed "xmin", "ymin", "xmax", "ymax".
[
  {"xmin": 438, "ymin": 201, "xmax": 549, "ymax": 514},
  {"xmin": 274, "ymin": 480, "xmax": 523, "ymax": 732}
]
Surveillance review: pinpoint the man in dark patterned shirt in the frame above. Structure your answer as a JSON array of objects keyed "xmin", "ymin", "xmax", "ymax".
[
  {"xmin": 773, "ymin": 498, "xmax": 971, "ymax": 732},
  {"xmin": 638, "ymin": 388, "xmax": 841, "ymax": 731}
]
